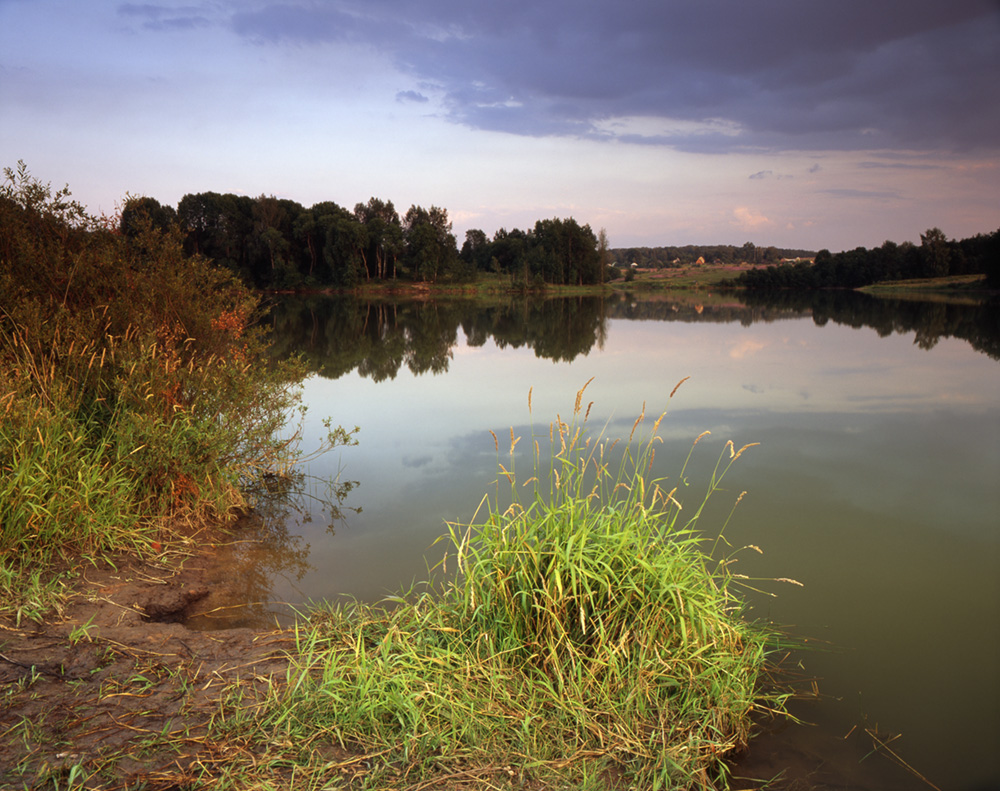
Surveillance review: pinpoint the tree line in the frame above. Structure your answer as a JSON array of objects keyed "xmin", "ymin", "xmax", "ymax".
[
  {"xmin": 122, "ymin": 193, "xmax": 609, "ymax": 290},
  {"xmin": 725, "ymin": 228, "xmax": 1000, "ymax": 290},
  {"xmin": 610, "ymin": 241, "xmax": 815, "ymax": 268}
]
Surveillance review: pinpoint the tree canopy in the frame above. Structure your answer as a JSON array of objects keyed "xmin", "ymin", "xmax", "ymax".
[{"xmin": 150, "ymin": 189, "xmax": 611, "ymax": 290}]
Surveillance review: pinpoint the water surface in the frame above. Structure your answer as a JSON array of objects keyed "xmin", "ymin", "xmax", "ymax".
[{"xmin": 203, "ymin": 292, "xmax": 1000, "ymax": 790}]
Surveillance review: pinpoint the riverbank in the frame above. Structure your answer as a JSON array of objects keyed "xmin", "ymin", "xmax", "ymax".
[
  {"xmin": 1, "ymin": 388, "xmax": 793, "ymax": 790},
  {"xmin": 1, "ymin": 527, "xmax": 923, "ymax": 791},
  {"xmin": 0, "ymin": 515, "xmax": 293, "ymax": 789},
  {"xmin": 2, "ymin": 518, "xmax": 756, "ymax": 790},
  {"xmin": 857, "ymin": 273, "xmax": 995, "ymax": 303},
  {"xmin": 5, "ymin": 168, "xmax": 954, "ymax": 789},
  {"xmin": 1, "ymin": 166, "xmax": 776, "ymax": 790},
  {"xmin": 287, "ymin": 262, "xmax": 761, "ymax": 298}
]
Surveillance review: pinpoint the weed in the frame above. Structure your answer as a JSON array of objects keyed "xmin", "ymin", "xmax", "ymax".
[
  {"xmin": 0, "ymin": 163, "xmax": 355, "ymax": 619},
  {"xmin": 235, "ymin": 382, "xmax": 792, "ymax": 790},
  {"xmin": 67, "ymin": 616, "xmax": 97, "ymax": 646}
]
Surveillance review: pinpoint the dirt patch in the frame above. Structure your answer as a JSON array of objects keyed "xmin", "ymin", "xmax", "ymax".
[{"xmin": 0, "ymin": 519, "xmax": 295, "ymax": 790}]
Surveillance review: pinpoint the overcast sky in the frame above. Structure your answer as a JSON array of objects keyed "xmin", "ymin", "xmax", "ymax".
[{"xmin": 2, "ymin": 0, "xmax": 998, "ymax": 251}]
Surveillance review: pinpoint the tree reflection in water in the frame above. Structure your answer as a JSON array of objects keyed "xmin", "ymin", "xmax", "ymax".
[
  {"xmin": 265, "ymin": 295, "xmax": 613, "ymax": 379},
  {"xmin": 206, "ymin": 290, "xmax": 995, "ymax": 625},
  {"xmin": 184, "ymin": 472, "xmax": 358, "ymax": 630},
  {"xmin": 264, "ymin": 291, "xmax": 999, "ymax": 382}
]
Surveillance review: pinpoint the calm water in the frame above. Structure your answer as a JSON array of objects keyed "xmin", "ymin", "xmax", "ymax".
[{"xmin": 198, "ymin": 292, "xmax": 1000, "ymax": 790}]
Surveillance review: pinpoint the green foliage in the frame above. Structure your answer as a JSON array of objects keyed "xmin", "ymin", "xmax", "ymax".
[
  {"xmin": 461, "ymin": 218, "xmax": 603, "ymax": 287},
  {"xmin": 249, "ymin": 383, "xmax": 789, "ymax": 790},
  {"xmin": 1, "ymin": 163, "xmax": 345, "ymax": 621},
  {"xmin": 170, "ymin": 189, "xmax": 602, "ymax": 289},
  {"xmin": 962, "ymin": 229, "xmax": 1000, "ymax": 289},
  {"xmin": 730, "ymin": 228, "xmax": 999, "ymax": 290}
]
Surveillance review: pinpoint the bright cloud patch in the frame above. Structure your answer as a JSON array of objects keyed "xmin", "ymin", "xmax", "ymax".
[{"xmin": 732, "ymin": 207, "xmax": 773, "ymax": 231}]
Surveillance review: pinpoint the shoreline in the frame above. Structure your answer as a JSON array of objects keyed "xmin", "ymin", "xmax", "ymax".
[{"xmin": 1, "ymin": 516, "xmax": 930, "ymax": 791}]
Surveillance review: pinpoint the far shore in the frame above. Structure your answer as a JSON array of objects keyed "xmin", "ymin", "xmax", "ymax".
[{"xmin": 269, "ymin": 267, "xmax": 996, "ymax": 303}]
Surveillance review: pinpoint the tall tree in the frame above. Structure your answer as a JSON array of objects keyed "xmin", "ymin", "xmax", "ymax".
[
  {"xmin": 177, "ymin": 191, "xmax": 254, "ymax": 277},
  {"xmin": 920, "ymin": 227, "xmax": 951, "ymax": 278},
  {"xmin": 355, "ymin": 197, "xmax": 402, "ymax": 280},
  {"xmin": 598, "ymin": 227, "xmax": 610, "ymax": 285},
  {"xmin": 250, "ymin": 195, "xmax": 292, "ymax": 286},
  {"xmin": 321, "ymin": 208, "xmax": 368, "ymax": 287},
  {"xmin": 120, "ymin": 196, "xmax": 177, "ymax": 238},
  {"xmin": 461, "ymin": 228, "xmax": 491, "ymax": 272},
  {"xmin": 403, "ymin": 205, "xmax": 459, "ymax": 283}
]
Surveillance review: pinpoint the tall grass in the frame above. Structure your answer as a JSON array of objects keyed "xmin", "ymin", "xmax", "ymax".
[
  {"xmin": 0, "ymin": 163, "xmax": 351, "ymax": 622},
  {"xmin": 245, "ymin": 380, "xmax": 789, "ymax": 790}
]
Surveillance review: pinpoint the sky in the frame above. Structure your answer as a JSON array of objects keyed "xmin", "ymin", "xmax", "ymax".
[{"xmin": 2, "ymin": 0, "xmax": 998, "ymax": 252}]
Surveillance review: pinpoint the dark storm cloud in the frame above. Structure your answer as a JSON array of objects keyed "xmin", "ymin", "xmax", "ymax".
[{"xmin": 224, "ymin": 0, "xmax": 1000, "ymax": 153}]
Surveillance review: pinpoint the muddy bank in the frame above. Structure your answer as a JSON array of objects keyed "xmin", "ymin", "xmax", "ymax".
[
  {"xmin": 1, "ymin": 520, "xmax": 934, "ymax": 791},
  {"xmin": 0, "ymin": 519, "xmax": 295, "ymax": 790}
]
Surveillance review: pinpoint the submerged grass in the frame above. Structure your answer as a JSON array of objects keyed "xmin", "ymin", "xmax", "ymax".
[{"xmin": 238, "ymin": 380, "xmax": 791, "ymax": 791}]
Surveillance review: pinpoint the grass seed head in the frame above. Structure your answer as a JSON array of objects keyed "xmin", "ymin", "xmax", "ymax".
[{"xmin": 670, "ymin": 376, "xmax": 691, "ymax": 398}]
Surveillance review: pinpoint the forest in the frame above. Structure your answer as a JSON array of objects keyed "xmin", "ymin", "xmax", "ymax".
[
  {"xmin": 726, "ymin": 228, "xmax": 1000, "ymax": 290},
  {"xmin": 123, "ymin": 193, "xmax": 609, "ymax": 290},
  {"xmin": 60, "ymin": 180, "xmax": 1000, "ymax": 294}
]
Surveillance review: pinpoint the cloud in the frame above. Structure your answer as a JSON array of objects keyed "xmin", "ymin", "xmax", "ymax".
[
  {"xmin": 402, "ymin": 454, "xmax": 433, "ymax": 469},
  {"xmin": 822, "ymin": 188, "xmax": 901, "ymax": 200},
  {"xmin": 732, "ymin": 207, "xmax": 773, "ymax": 230},
  {"xmin": 396, "ymin": 89, "xmax": 429, "ymax": 103},
  {"xmin": 220, "ymin": 0, "xmax": 1000, "ymax": 154},
  {"xmin": 229, "ymin": 4, "xmax": 355, "ymax": 43},
  {"xmin": 749, "ymin": 170, "xmax": 793, "ymax": 180},
  {"xmin": 118, "ymin": 3, "xmax": 212, "ymax": 31},
  {"xmin": 858, "ymin": 160, "xmax": 943, "ymax": 170}
]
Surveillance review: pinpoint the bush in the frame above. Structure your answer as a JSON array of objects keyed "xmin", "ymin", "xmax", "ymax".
[{"xmin": 0, "ymin": 163, "xmax": 344, "ymax": 622}]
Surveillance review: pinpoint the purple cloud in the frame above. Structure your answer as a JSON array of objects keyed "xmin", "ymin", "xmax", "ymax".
[
  {"xmin": 396, "ymin": 89, "xmax": 429, "ymax": 103},
  {"xmin": 221, "ymin": 0, "xmax": 1000, "ymax": 153}
]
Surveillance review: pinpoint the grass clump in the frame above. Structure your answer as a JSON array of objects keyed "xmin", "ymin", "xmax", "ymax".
[
  {"xmin": 0, "ymin": 162, "xmax": 351, "ymax": 622},
  {"xmin": 244, "ymin": 380, "xmax": 789, "ymax": 790}
]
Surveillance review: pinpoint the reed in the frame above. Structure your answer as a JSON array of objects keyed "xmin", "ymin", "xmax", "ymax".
[{"xmin": 249, "ymin": 381, "xmax": 789, "ymax": 790}]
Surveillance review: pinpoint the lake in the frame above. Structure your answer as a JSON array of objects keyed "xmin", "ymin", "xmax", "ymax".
[{"xmin": 195, "ymin": 290, "xmax": 1000, "ymax": 790}]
